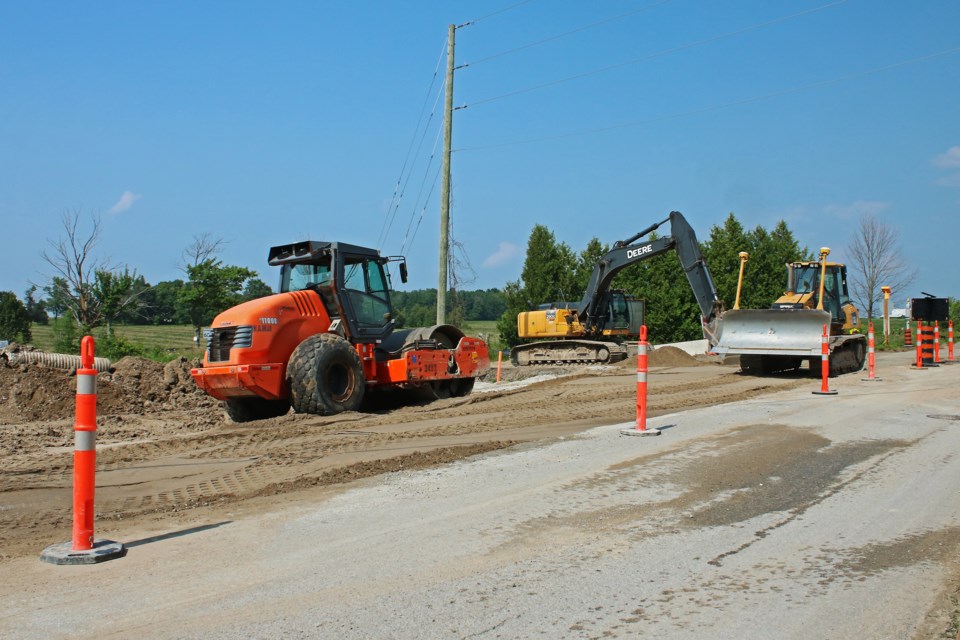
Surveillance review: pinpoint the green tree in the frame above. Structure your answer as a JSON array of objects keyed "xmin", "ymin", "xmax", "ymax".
[
  {"xmin": 179, "ymin": 259, "xmax": 257, "ymax": 340},
  {"xmin": 520, "ymin": 225, "xmax": 578, "ymax": 306},
  {"xmin": 44, "ymin": 277, "xmax": 71, "ymax": 320},
  {"xmin": 702, "ymin": 213, "xmax": 750, "ymax": 307},
  {"xmin": 92, "ymin": 267, "xmax": 142, "ymax": 337},
  {"xmin": 702, "ymin": 213, "xmax": 807, "ymax": 311},
  {"xmin": 573, "ymin": 237, "xmax": 608, "ymax": 298},
  {"xmin": 494, "ymin": 225, "xmax": 579, "ymax": 348},
  {"xmin": 242, "ymin": 278, "xmax": 274, "ymax": 301},
  {"xmin": 23, "ymin": 286, "xmax": 49, "ymax": 325},
  {"xmin": 495, "ymin": 280, "xmax": 526, "ymax": 347},
  {"xmin": 742, "ymin": 221, "xmax": 808, "ymax": 309},
  {"xmin": 0, "ymin": 291, "xmax": 32, "ymax": 343},
  {"xmin": 139, "ymin": 280, "xmax": 186, "ymax": 325}
]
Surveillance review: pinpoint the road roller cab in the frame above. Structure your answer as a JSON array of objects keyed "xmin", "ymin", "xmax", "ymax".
[{"xmin": 191, "ymin": 240, "xmax": 489, "ymax": 422}]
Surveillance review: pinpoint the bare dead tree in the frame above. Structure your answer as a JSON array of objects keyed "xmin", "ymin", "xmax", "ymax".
[
  {"xmin": 181, "ymin": 233, "xmax": 227, "ymax": 271},
  {"xmin": 40, "ymin": 210, "xmax": 109, "ymax": 328},
  {"xmin": 846, "ymin": 214, "xmax": 918, "ymax": 321}
]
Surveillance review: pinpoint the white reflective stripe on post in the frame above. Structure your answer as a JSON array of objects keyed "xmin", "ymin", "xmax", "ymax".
[
  {"xmin": 75, "ymin": 431, "xmax": 96, "ymax": 451},
  {"xmin": 77, "ymin": 375, "xmax": 97, "ymax": 395},
  {"xmin": 868, "ymin": 345, "xmax": 874, "ymax": 354},
  {"xmin": 637, "ymin": 372, "xmax": 647, "ymax": 383}
]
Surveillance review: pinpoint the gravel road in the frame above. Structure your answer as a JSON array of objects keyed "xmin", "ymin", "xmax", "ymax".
[{"xmin": 1, "ymin": 350, "xmax": 959, "ymax": 639}]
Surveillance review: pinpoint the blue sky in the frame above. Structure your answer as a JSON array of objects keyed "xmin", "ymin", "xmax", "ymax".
[{"xmin": 2, "ymin": 0, "xmax": 958, "ymax": 308}]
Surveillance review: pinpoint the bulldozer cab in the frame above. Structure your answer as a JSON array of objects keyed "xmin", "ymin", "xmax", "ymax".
[{"xmin": 785, "ymin": 262, "xmax": 851, "ymax": 324}]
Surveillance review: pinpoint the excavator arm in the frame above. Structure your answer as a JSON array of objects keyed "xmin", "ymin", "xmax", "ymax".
[{"xmin": 576, "ymin": 211, "xmax": 724, "ymax": 341}]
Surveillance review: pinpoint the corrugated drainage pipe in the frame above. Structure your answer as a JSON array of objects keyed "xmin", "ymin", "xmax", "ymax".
[{"xmin": 5, "ymin": 351, "xmax": 113, "ymax": 372}]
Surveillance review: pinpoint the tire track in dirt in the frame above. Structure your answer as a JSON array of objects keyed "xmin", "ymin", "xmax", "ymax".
[{"xmin": 0, "ymin": 365, "xmax": 805, "ymax": 561}]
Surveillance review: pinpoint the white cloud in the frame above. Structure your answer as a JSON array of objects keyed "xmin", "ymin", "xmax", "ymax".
[
  {"xmin": 109, "ymin": 190, "xmax": 141, "ymax": 214},
  {"xmin": 932, "ymin": 146, "xmax": 960, "ymax": 169},
  {"xmin": 935, "ymin": 173, "xmax": 960, "ymax": 188},
  {"xmin": 482, "ymin": 241, "xmax": 521, "ymax": 268},
  {"xmin": 823, "ymin": 200, "xmax": 890, "ymax": 220}
]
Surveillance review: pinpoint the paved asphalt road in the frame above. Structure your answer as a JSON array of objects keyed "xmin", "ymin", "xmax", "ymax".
[{"xmin": 2, "ymin": 350, "xmax": 959, "ymax": 639}]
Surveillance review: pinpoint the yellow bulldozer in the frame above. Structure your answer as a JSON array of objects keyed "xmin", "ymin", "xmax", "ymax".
[{"xmin": 712, "ymin": 247, "xmax": 866, "ymax": 375}]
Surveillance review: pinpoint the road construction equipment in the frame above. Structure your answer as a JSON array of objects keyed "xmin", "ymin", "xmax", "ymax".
[
  {"xmin": 191, "ymin": 241, "xmax": 489, "ymax": 422},
  {"xmin": 511, "ymin": 211, "xmax": 725, "ymax": 366},
  {"xmin": 712, "ymin": 247, "xmax": 866, "ymax": 376}
]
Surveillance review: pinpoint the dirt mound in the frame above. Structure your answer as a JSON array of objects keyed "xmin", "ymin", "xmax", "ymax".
[
  {"xmin": 615, "ymin": 345, "xmax": 707, "ymax": 368},
  {"xmin": 0, "ymin": 356, "xmax": 218, "ymax": 424}
]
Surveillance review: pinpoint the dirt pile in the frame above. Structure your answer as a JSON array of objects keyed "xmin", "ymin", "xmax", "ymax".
[
  {"xmin": 616, "ymin": 345, "xmax": 709, "ymax": 368},
  {"xmin": 0, "ymin": 356, "xmax": 218, "ymax": 424}
]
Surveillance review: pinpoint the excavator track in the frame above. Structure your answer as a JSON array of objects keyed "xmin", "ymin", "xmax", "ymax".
[{"xmin": 510, "ymin": 340, "xmax": 629, "ymax": 366}]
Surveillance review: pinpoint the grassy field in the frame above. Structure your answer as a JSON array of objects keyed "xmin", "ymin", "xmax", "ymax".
[
  {"xmin": 28, "ymin": 324, "xmax": 207, "ymax": 359},
  {"xmin": 25, "ymin": 321, "xmax": 505, "ymax": 359}
]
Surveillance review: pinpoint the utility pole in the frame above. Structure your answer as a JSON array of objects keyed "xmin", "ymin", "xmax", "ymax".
[{"xmin": 437, "ymin": 23, "xmax": 455, "ymax": 325}]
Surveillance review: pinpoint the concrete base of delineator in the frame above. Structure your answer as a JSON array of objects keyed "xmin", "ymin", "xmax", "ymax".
[
  {"xmin": 40, "ymin": 539, "xmax": 126, "ymax": 565},
  {"xmin": 620, "ymin": 427, "xmax": 661, "ymax": 437}
]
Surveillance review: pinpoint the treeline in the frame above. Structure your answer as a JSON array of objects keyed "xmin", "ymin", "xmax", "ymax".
[
  {"xmin": 496, "ymin": 213, "xmax": 812, "ymax": 345},
  {"xmin": 391, "ymin": 289, "xmax": 506, "ymax": 328},
  {"xmin": 0, "ymin": 279, "xmax": 506, "ymax": 349},
  {"xmin": 0, "ymin": 261, "xmax": 273, "ymax": 357}
]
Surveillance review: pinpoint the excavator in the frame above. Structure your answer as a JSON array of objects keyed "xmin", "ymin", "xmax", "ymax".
[
  {"xmin": 711, "ymin": 247, "xmax": 866, "ymax": 376},
  {"xmin": 511, "ymin": 211, "xmax": 725, "ymax": 366}
]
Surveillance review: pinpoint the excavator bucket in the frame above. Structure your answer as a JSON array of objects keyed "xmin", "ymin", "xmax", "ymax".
[{"xmin": 712, "ymin": 309, "xmax": 831, "ymax": 357}]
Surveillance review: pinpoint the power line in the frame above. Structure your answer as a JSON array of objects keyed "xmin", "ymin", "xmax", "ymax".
[
  {"xmin": 462, "ymin": 0, "xmax": 849, "ymax": 109},
  {"xmin": 376, "ymin": 40, "xmax": 447, "ymax": 252},
  {"xmin": 399, "ymin": 122, "xmax": 445, "ymax": 255},
  {"xmin": 462, "ymin": 0, "xmax": 674, "ymax": 68},
  {"xmin": 400, "ymin": 164, "xmax": 443, "ymax": 256},
  {"xmin": 454, "ymin": 45, "xmax": 960, "ymax": 152},
  {"xmin": 458, "ymin": 0, "xmax": 538, "ymax": 29}
]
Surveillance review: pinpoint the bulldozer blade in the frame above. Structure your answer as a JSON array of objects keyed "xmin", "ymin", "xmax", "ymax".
[{"xmin": 712, "ymin": 309, "xmax": 831, "ymax": 357}]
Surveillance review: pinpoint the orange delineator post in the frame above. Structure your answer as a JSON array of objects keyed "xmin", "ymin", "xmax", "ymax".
[
  {"xmin": 904, "ymin": 321, "xmax": 912, "ymax": 347},
  {"xmin": 496, "ymin": 351, "xmax": 503, "ymax": 383},
  {"xmin": 73, "ymin": 336, "xmax": 98, "ymax": 551},
  {"xmin": 915, "ymin": 322, "xmax": 924, "ymax": 369},
  {"xmin": 950, "ymin": 321, "xmax": 955, "ymax": 362},
  {"xmin": 934, "ymin": 321, "xmax": 941, "ymax": 363},
  {"xmin": 40, "ymin": 335, "xmax": 125, "ymax": 565},
  {"xmin": 862, "ymin": 322, "xmax": 880, "ymax": 381},
  {"xmin": 620, "ymin": 325, "xmax": 660, "ymax": 437},
  {"xmin": 636, "ymin": 326, "xmax": 649, "ymax": 431},
  {"xmin": 812, "ymin": 324, "xmax": 837, "ymax": 395}
]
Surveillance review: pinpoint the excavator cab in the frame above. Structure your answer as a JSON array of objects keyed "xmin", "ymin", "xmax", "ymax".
[{"xmin": 602, "ymin": 290, "xmax": 644, "ymax": 336}]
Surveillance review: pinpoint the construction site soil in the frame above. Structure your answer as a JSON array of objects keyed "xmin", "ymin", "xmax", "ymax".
[{"xmin": 0, "ymin": 346, "xmax": 809, "ymax": 562}]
